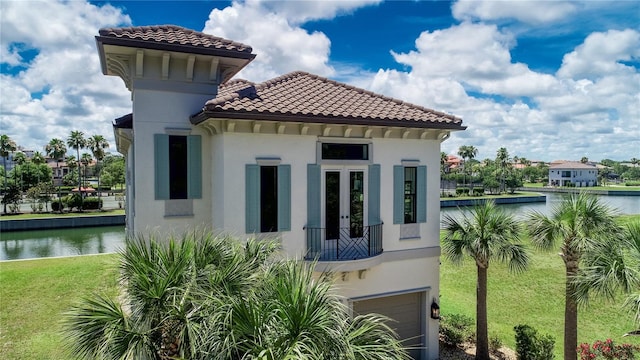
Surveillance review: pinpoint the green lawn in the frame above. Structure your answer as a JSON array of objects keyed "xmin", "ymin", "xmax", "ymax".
[
  {"xmin": 2, "ymin": 217, "xmax": 639, "ymax": 359},
  {"xmin": 440, "ymin": 215, "xmax": 640, "ymax": 358},
  {"xmin": 0, "ymin": 255, "xmax": 119, "ymax": 360}
]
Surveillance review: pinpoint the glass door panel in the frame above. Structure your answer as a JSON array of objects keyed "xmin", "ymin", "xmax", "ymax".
[
  {"xmin": 325, "ymin": 171, "xmax": 340, "ymax": 241},
  {"xmin": 349, "ymin": 171, "xmax": 364, "ymax": 238}
]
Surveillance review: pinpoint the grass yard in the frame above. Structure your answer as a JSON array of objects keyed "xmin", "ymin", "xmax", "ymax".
[
  {"xmin": 1, "ymin": 215, "xmax": 638, "ymax": 359},
  {"xmin": 440, "ymin": 215, "xmax": 640, "ymax": 358},
  {"xmin": 0, "ymin": 255, "xmax": 119, "ymax": 360}
]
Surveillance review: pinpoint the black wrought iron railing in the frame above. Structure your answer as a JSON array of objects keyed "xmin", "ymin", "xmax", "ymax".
[{"xmin": 304, "ymin": 223, "xmax": 383, "ymax": 261}]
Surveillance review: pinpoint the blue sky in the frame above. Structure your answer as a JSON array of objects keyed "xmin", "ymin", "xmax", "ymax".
[{"xmin": 1, "ymin": 0, "xmax": 639, "ymax": 162}]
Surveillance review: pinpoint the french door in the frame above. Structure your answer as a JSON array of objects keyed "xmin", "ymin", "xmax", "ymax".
[{"xmin": 323, "ymin": 167, "xmax": 367, "ymax": 242}]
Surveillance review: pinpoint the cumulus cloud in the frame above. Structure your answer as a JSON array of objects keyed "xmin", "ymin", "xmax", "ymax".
[
  {"xmin": 452, "ymin": 0, "xmax": 577, "ymax": 24},
  {"xmin": 0, "ymin": 0, "xmax": 132, "ymax": 154},
  {"xmin": 364, "ymin": 19, "xmax": 639, "ymax": 161},
  {"xmin": 202, "ymin": 0, "xmax": 381, "ymax": 81}
]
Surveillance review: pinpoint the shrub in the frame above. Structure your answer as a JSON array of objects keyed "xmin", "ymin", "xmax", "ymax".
[
  {"xmin": 82, "ymin": 197, "xmax": 103, "ymax": 210},
  {"xmin": 456, "ymin": 188, "xmax": 467, "ymax": 196},
  {"xmin": 625, "ymin": 181, "xmax": 640, "ymax": 187},
  {"xmin": 578, "ymin": 339, "xmax": 640, "ymax": 360},
  {"xmin": 63, "ymin": 194, "xmax": 83, "ymax": 211},
  {"xmin": 440, "ymin": 313, "xmax": 474, "ymax": 347},
  {"xmin": 514, "ymin": 324, "xmax": 555, "ymax": 360},
  {"xmin": 51, "ymin": 199, "xmax": 64, "ymax": 212},
  {"xmin": 473, "ymin": 188, "xmax": 485, "ymax": 196},
  {"xmin": 489, "ymin": 333, "xmax": 503, "ymax": 354}
]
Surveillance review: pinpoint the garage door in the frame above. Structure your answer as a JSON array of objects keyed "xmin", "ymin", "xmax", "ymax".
[{"xmin": 352, "ymin": 292, "xmax": 423, "ymax": 359}]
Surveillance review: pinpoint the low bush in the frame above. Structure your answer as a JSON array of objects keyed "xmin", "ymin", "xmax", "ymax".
[
  {"xmin": 514, "ymin": 324, "xmax": 555, "ymax": 360},
  {"xmin": 456, "ymin": 188, "xmax": 467, "ymax": 196},
  {"xmin": 82, "ymin": 197, "xmax": 103, "ymax": 210},
  {"xmin": 489, "ymin": 333, "xmax": 503, "ymax": 354},
  {"xmin": 64, "ymin": 194, "xmax": 83, "ymax": 211},
  {"xmin": 440, "ymin": 313, "xmax": 474, "ymax": 347},
  {"xmin": 625, "ymin": 181, "xmax": 640, "ymax": 186},
  {"xmin": 578, "ymin": 339, "xmax": 640, "ymax": 359},
  {"xmin": 51, "ymin": 200, "xmax": 64, "ymax": 212}
]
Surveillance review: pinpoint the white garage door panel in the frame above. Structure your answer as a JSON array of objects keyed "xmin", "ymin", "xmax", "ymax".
[{"xmin": 353, "ymin": 292, "xmax": 423, "ymax": 358}]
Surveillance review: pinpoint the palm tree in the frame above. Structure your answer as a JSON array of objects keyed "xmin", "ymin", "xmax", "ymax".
[
  {"xmin": 496, "ymin": 147, "xmax": 510, "ymax": 193},
  {"xmin": 67, "ymin": 131, "xmax": 86, "ymax": 210},
  {"xmin": 573, "ymin": 220, "xmax": 640, "ymax": 334},
  {"xmin": 45, "ymin": 138, "xmax": 67, "ymax": 213},
  {"xmin": 80, "ymin": 153, "xmax": 92, "ymax": 189},
  {"xmin": 65, "ymin": 232, "xmax": 411, "ymax": 360},
  {"xmin": 13, "ymin": 151, "xmax": 27, "ymax": 192},
  {"xmin": 442, "ymin": 200, "xmax": 529, "ymax": 360},
  {"xmin": 527, "ymin": 193, "xmax": 619, "ymax": 360},
  {"xmin": 31, "ymin": 151, "xmax": 45, "ymax": 185},
  {"xmin": 87, "ymin": 135, "xmax": 109, "ymax": 208},
  {"xmin": 1, "ymin": 134, "xmax": 17, "ymax": 214},
  {"xmin": 458, "ymin": 145, "xmax": 478, "ymax": 193}
]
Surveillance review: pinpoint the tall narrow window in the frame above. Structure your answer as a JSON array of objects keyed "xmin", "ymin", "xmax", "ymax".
[
  {"xmin": 404, "ymin": 167, "xmax": 416, "ymax": 224},
  {"xmin": 260, "ymin": 166, "xmax": 278, "ymax": 233},
  {"xmin": 246, "ymin": 164, "xmax": 291, "ymax": 233},
  {"xmin": 394, "ymin": 164, "xmax": 426, "ymax": 225},
  {"xmin": 169, "ymin": 135, "xmax": 188, "ymax": 199}
]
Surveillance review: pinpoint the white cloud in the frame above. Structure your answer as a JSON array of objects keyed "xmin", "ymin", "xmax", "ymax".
[
  {"xmin": 363, "ymin": 21, "xmax": 639, "ymax": 161},
  {"xmin": 557, "ymin": 29, "xmax": 640, "ymax": 79},
  {"xmin": 203, "ymin": 0, "xmax": 375, "ymax": 81},
  {"xmin": 452, "ymin": 0, "xmax": 577, "ymax": 24},
  {"xmin": 389, "ymin": 22, "xmax": 559, "ymax": 98},
  {"xmin": 0, "ymin": 0, "xmax": 132, "ymax": 154}
]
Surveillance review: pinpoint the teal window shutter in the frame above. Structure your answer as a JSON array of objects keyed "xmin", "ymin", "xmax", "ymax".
[
  {"xmin": 307, "ymin": 164, "xmax": 321, "ymax": 228},
  {"xmin": 393, "ymin": 165, "xmax": 404, "ymax": 224},
  {"xmin": 278, "ymin": 164, "xmax": 291, "ymax": 231},
  {"xmin": 154, "ymin": 134, "xmax": 170, "ymax": 200},
  {"xmin": 245, "ymin": 164, "xmax": 259, "ymax": 233},
  {"xmin": 368, "ymin": 164, "xmax": 381, "ymax": 225},
  {"xmin": 187, "ymin": 135, "xmax": 202, "ymax": 199},
  {"xmin": 417, "ymin": 165, "xmax": 427, "ymax": 223}
]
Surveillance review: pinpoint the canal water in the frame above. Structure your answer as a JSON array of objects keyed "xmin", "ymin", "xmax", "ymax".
[
  {"xmin": 1, "ymin": 226, "xmax": 125, "ymax": 261},
  {"xmin": 1, "ymin": 193, "xmax": 638, "ymax": 260}
]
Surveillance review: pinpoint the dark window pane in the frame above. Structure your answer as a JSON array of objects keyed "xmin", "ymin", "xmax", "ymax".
[
  {"xmin": 260, "ymin": 166, "xmax": 278, "ymax": 232},
  {"xmin": 325, "ymin": 172, "xmax": 340, "ymax": 240},
  {"xmin": 169, "ymin": 136, "xmax": 188, "ymax": 199},
  {"xmin": 404, "ymin": 167, "xmax": 416, "ymax": 224},
  {"xmin": 322, "ymin": 143, "xmax": 368, "ymax": 160},
  {"xmin": 350, "ymin": 171, "xmax": 364, "ymax": 238}
]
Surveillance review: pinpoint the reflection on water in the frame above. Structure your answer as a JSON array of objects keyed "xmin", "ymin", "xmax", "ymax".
[
  {"xmin": 1, "ymin": 226, "xmax": 125, "ymax": 261},
  {"xmin": 441, "ymin": 193, "xmax": 640, "ymax": 227}
]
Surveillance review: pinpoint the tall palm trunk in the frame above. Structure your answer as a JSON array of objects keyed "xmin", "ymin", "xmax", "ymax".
[
  {"xmin": 564, "ymin": 263, "xmax": 578, "ymax": 360},
  {"xmin": 476, "ymin": 265, "xmax": 490, "ymax": 360},
  {"xmin": 2, "ymin": 156, "xmax": 6, "ymax": 214}
]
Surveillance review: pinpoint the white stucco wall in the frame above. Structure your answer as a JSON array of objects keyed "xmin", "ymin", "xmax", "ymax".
[{"xmin": 130, "ymin": 87, "xmax": 214, "ymax": 236}]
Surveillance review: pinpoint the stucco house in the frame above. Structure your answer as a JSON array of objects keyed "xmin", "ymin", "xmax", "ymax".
[
  {"xmin": 548, "ymin": 161, "xmax": 598, "ymax": 187},
  {"xmin": 97, "ymin": 25, "xmax": 465, "ymax": 359}
]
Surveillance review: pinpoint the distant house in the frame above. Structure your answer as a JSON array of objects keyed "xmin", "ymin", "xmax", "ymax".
[
  {"xmin": 97, "ymin": 25, "xmax": 466, "ymax": 359},
  {"xmin": 548, "ymin": 161, "xmax": 598, "ymax": 187}
]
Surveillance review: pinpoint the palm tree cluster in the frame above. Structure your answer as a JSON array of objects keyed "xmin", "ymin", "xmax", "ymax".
[
  {"xmin": 64, "ymin": 232, "xmax": 410, "ymax": 360},
  {"xmin": 443, "ymin": 194, "xmax": 639, "ymax": 360}
]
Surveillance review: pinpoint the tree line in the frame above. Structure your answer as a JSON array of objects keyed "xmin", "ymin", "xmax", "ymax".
[
  {"xmin": 1, "ymin": 132, "xmax": 125, "ymax": 213},
  {"xmin": 443, "ymin": 145, "xmax": 640, "ymax": 194}
]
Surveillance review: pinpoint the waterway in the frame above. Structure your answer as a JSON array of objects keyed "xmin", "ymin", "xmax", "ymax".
[
  {"xmin": 1, "ymin": 193, "xmax": 638, "ymax": 261},
  {"xmin": 441, "ymin": 192, "xmax": 639, "ymax": 225},
  {"xmin": 1, "ymin": 226, "xmax": 125, "ymax": 261}
]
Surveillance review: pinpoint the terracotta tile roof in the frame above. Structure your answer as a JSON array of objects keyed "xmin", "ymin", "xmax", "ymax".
[
  {"xmin": 191, "ymin": 71, "xmax": 465, "ymax": 129},
  {"xmin": 97, "ymin": 25, "xmax": 255, "ymax": 58}
]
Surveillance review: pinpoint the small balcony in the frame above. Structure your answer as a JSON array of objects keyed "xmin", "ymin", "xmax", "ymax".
[{"xmin": 304, "ymin": 223, "xmax": 383, "ymax": 261}]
